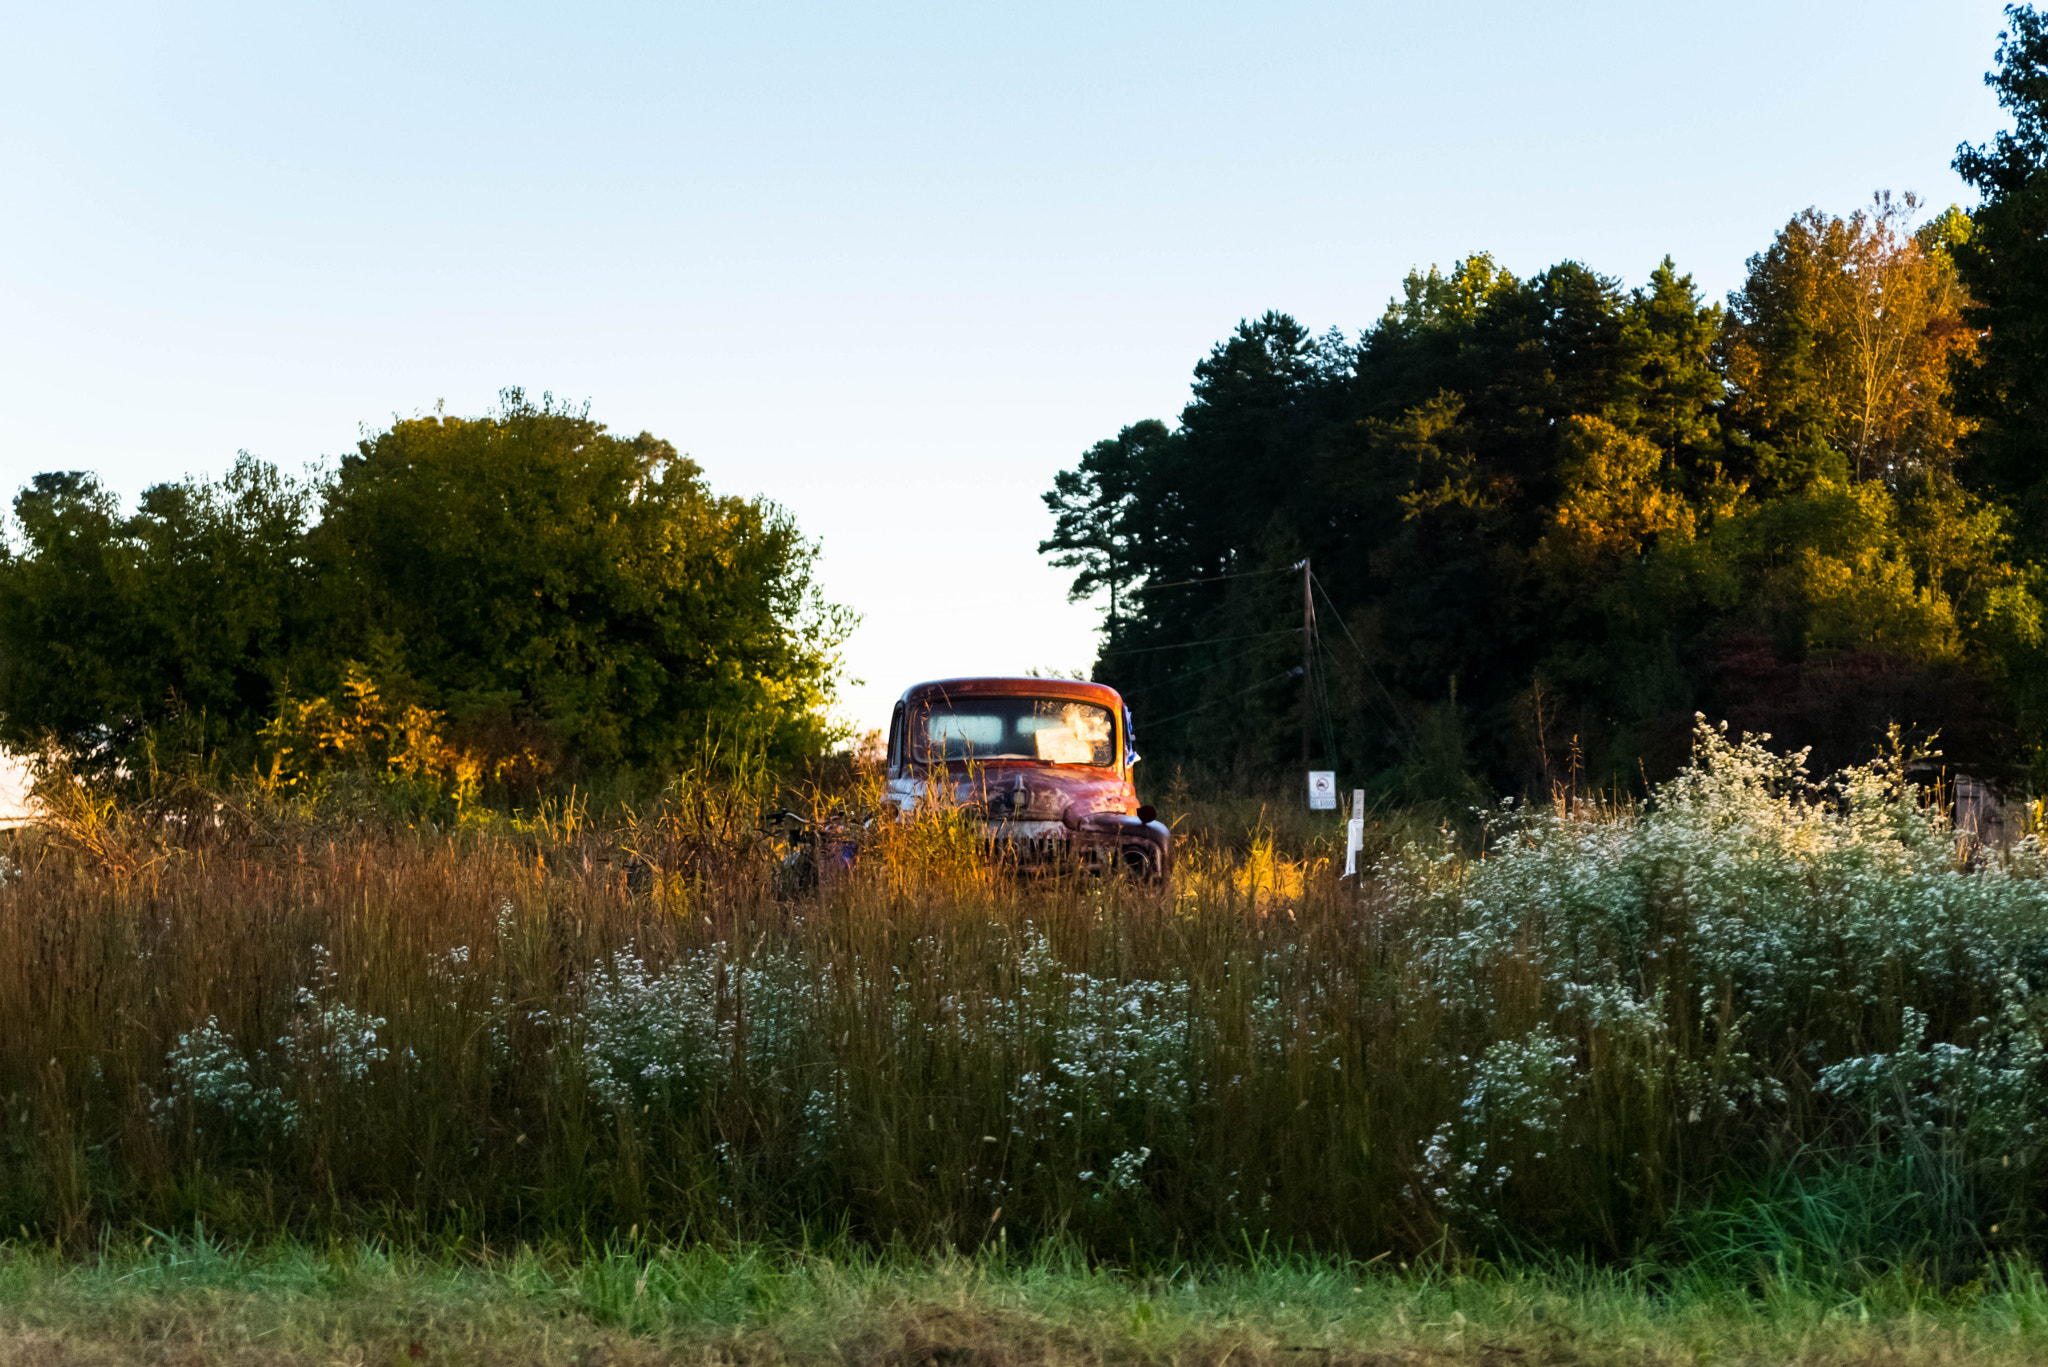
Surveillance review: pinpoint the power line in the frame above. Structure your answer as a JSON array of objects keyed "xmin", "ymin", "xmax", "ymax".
[
  {"xmin": 1110, "ymin": 638, "xmax": 1296, "ymax": 703},
  {"xmin": 1144, "ymin": 665, "xmax": 1304, "ymax": 728},
  {"xmin": 1311, "ymin": 631, "xmax": 1343, "ymax": 765},
  {"xmin": 1098, "ymin": 627, "xmax": 1301, "ymax": 658},
  {"xmin": 1136, "ymin": 565, "xmax": 1298, "ymax": 593},
  {"xmin": 1309, "ymin": 571, "xmax": 1370, "ymax": 659},
  {"xmin": 1310, "ymin": 569, "xmax": 1414, "ymax": 744},
  {"xmin": 1094, "ymin": 565, "xmax": 1411, "ymax": 763}
]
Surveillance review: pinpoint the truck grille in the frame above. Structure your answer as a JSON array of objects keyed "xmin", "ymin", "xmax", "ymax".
[{"xmin": 983, "ymin": 825, "xmax": 1071, "ymax": 868}]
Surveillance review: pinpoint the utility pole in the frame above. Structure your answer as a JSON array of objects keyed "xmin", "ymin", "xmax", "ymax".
[{"xmin": 1301, "ymin": 557, "xmax": 1313, "ymax": 772}]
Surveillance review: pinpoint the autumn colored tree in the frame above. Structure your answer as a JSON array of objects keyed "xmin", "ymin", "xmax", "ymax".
[
  {"xmin": 1722, "ymin": 194, "xmax": 1978, "ymax": 489},
  {"xmin": 1534, "ymin": 416, "xmax": 1697, "ymax": 581}
]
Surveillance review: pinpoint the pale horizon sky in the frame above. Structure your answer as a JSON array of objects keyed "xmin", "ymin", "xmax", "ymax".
[{"xmin": 0, "ymin": 0, "xmax": 2017, "ymax": 763}]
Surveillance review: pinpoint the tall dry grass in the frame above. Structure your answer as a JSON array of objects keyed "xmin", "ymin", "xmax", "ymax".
[{"xmin": 0, "ymin": 722, "xmax": 2043, "ymax": 1271}]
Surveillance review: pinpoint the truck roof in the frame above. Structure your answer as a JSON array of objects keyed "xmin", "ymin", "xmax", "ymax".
[{"xmin": 896, "ymin": 676, "xmax": 1125, "ymax": 710}]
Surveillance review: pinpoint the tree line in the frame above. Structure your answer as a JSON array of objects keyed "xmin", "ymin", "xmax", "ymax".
[
  {"xmin": 0, "ymin": 390, "xmax": 852, "ymax": 801},
  {"xmin": 1043, "ymin": 9, "xmax": 2048, "ymax": 799}
]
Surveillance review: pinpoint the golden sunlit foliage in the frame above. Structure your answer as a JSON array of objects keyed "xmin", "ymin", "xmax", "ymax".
[
  {"xmin": 1723, "ymin": 194, "xmax": 1979, "ymax": 486},
  {"xmin": 1537, "ymin": 416, "xmax": 1697, "ymax": 578},
  {"xmin": 258, "ymin": 663, "xmax": 551, "ymax": 820}
]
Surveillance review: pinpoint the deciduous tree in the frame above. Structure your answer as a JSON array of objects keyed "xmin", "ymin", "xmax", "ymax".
[{"xmin": 319, "ymin": 389, "xmax": 853, "ymax": 776}]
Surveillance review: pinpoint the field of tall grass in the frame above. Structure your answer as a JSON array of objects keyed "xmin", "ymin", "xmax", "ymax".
[{"xmin": 2, "ymin": 719, "xmax": 2044, "ymax": 1287}]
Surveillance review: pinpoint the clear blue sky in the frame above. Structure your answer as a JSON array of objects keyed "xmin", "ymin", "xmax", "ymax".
[{"xmin": 0, "ymin": 0, "xmax": 2016, "ymax": 738}]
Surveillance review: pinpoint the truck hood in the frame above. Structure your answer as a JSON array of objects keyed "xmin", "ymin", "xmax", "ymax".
[{"xmin": 946, "ymin": 766, "xmax": 1132, "ymax": 825}]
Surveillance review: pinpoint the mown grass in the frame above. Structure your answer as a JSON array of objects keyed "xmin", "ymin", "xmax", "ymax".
[{"xmin": 8, "ymin": 1232, "xmax": 2048, "ymax": 1366}]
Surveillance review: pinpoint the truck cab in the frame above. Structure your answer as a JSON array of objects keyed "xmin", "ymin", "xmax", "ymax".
[{"xmin": 883, "ymin": 677, "xmax": 1171, "ymax": 879}]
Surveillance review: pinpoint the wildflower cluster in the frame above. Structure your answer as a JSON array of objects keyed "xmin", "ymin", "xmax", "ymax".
[
  {"xmin": 581, "ymin": 947, "xmax": 735, "ymax": 1112},
  {"xmin": 151, "ymin": 945, "xmax": 387, "ymax": 1147},
  {"xmin": 1418, "ymin": 1026, "xmax": 1577, "ymax": 1218},
  {"xmin": 154, "ymin": 1017, "xmax": 301, "ymax": 1141},
  {"xmin": 1820, "ymin": 975, "xmax": 2047, "ymax": 1202}
]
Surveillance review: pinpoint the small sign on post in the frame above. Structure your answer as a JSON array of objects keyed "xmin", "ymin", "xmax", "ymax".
[
  {"xmin": 1307, "ymin": 770, "xmax": 1337, "ymax": 810},
  {"xmin": 1344, "ymin": 787, "xmax": 1366, "ymax": 876}
]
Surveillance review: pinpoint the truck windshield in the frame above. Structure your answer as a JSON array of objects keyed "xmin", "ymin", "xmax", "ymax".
[{"xmin": 912, "ymin": 696, "xmax": 1116, "ymax": 767}]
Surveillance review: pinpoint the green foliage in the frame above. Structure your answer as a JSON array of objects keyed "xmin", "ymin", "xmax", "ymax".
[
  {"xmin": 1039, "ymin": 418, "xmax": 1171, "ymax": 628},
  {"xmin": 1050, "ymin": 176, "xmax": 2035, "ymax": 792},
  {"xmin": 0, "ymin": 390, "xmax": 852, "ymax": 794},
  {"xmin": 1954, "ymin": 5, "xmax": 2048, "ymax": 536},
  {"xmin": 319, "ymin": 389, "xmax": 852, "ymax": 779},
  {"xmin": 0, "ymin": 457, "xmax": 319, "ymax": 780}
]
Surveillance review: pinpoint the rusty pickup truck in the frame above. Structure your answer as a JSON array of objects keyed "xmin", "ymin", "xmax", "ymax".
[{"xmin": 883, "ymin": 677, "xmax": 1172, "ymax": 880}]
